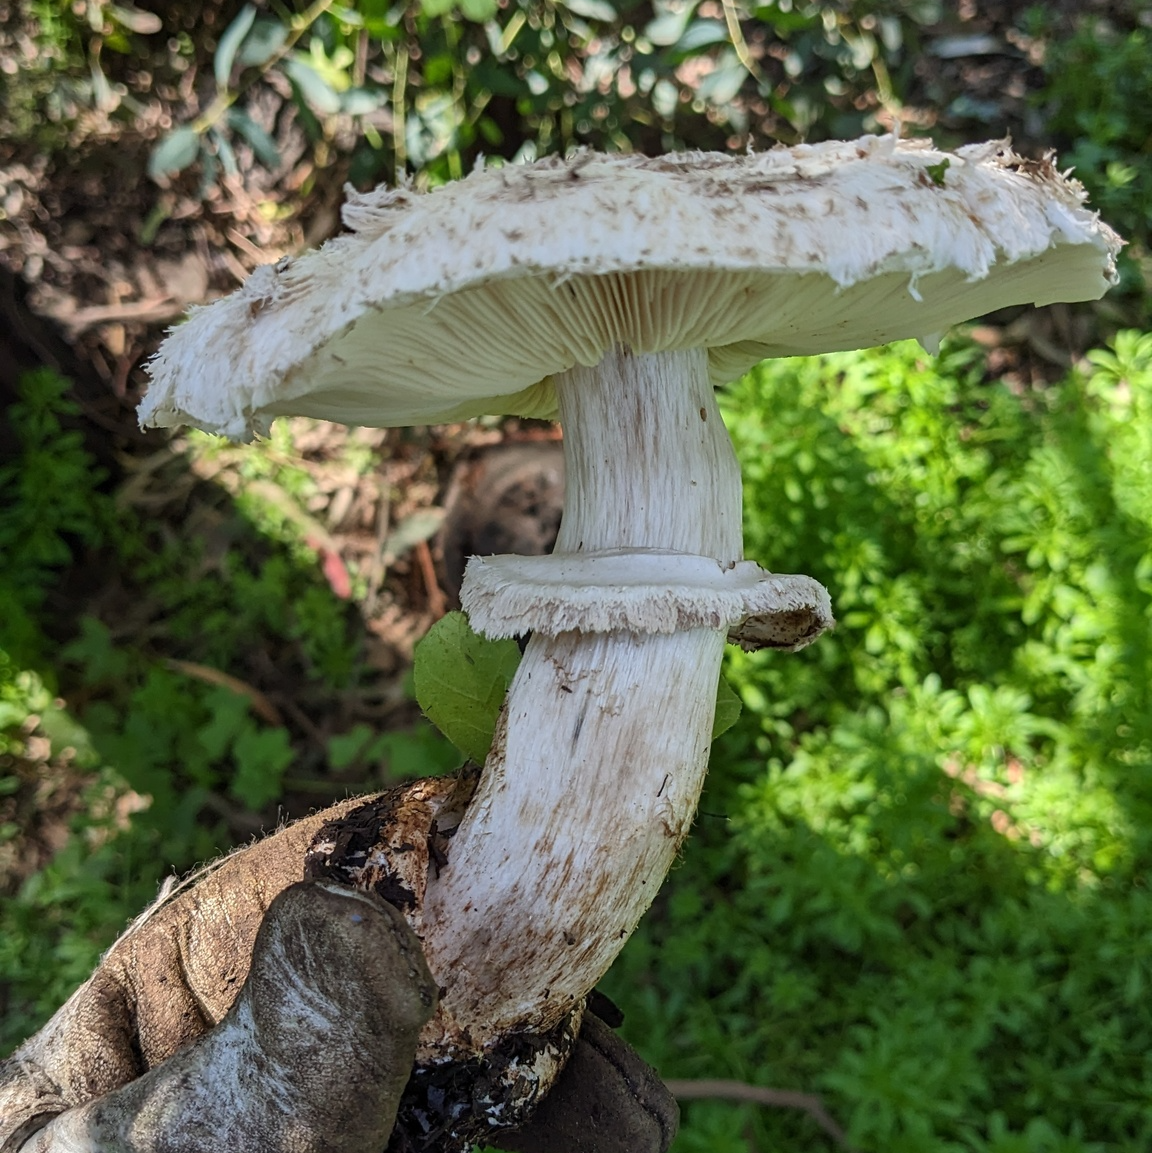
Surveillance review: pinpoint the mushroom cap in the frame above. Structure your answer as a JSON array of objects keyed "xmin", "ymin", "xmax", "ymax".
[{"xmin": 141, "ymin": 135, "xmax": 1122, "ymax": 440}]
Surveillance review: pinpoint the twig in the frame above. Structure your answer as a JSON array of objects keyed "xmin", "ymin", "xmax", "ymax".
[
  {"xmin": 664, "ymin": 1079, "xmax": 856, "ymax": 1151},
  {"xmin": 201, "ymin": 790, "xmax": 273, "ymax": 833},
  {"xmin": 61, "ymin": 296, "xmax": 181, "ymax": 334},
  {"xmin": 365, "ymin": 488, "xmax": 392, "ymax": 615},
  {"xmin": 720, "ymin": 0, "xmax": 763, "ymax": 82},
  {"xmin": 392, "ymin": 44, "xmax": 409, "ymax": 180},
  {"xmin": 164, "ymin": 659, "xmax": 285, "ymax": 727},
  {"xmin": 414, "ymin": 538, "xmax": 447, "ymax": 619}
]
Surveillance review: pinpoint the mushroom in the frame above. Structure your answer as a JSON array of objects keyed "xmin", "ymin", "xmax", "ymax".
[{"xmin": 141, "ymin": 135, "xmax": 1120, "ymax": 1130}]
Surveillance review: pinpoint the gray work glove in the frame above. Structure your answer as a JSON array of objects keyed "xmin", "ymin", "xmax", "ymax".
[
  {"xmin": 4, "ymin": 882, "xmax": 677, "ymax": 1153},
  {"xmin": 10, "ymin": 882, "xmax": 437, "ymax": 1153},
  {"xmin": 495, "ymin": 1009, "xmax": 679, "ymax": 1153}
]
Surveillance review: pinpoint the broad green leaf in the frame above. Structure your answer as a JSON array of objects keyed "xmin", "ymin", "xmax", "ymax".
[
  {"xmin": 369, "ymin": 724, "xmax": 463, "ymax": 779},
  {"xmin": 421, "ymin": 0, "xmax": 459, "ymax": 18},
  {"xmin": 675, "ymin": 19, "xmax": 728, "ymax": 53},
  {"xmin": 711, "ymin": 674, "xmax": 742, "ymax": 740},
  {"xmin": 459, "ymin": 0, "xmax": 499, "ymax": 21},
  {"xmin": 214, "ymin": 4, "xmax": 256, "ymax": 88},
  {"xmin": 227, "ymin": 109, "xmax": 281, "ymax": 169},
  {"xmin": 231, "ymin": 725, "xmax": 293, "ymax": 809},
  {"xmin": 413, "ymin": 612, "xmax": 521, "ymax": 764},
  {"xmin": 238, "ymin": 18, "xmax": 288, "ymax": 68},
  {"xmin": 644, "ymin": 4, "xmax": 695, "ymax": 46},
  {"xmin": 147, "ymin": 127, "xmax": 200, "ymax": 180},
  {"xmin": 560, "ymin": 0, "xmax": 617, "ymax": 21},
  {"xmin": 283, "ymin": 57, "xmax": 343, "ymax": 114},
  {"xmin": 416, "ymin": 612, "xmax": 747, "ymax": 763}
]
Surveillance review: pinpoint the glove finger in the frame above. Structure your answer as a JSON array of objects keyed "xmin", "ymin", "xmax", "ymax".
[
  {"xmin": 21, "ymin": 882, "xmax": 437, "ymax": 1153},
  {"xmin": 493, "ymin": 1013, "xmax": 678, "ymax": 1153}
]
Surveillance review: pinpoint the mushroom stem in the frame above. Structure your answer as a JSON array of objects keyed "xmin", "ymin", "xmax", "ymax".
[
  {"xmin": 422, "ymin": 347, "xmax": 743, "ymax": 1051},
  {"xmin": 554, "ymin": 346, "xmax": 743, "ymax": 562}
]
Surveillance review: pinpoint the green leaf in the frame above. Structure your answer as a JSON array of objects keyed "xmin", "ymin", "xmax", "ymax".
[
  {"xmin": 711, "ymin": 674, "xmax": 742, "ymax": 740},
  {"xmin": 675, "ymin": 19, "xmax": 728, "ymax": 53},
  {"xmin": 283, "ymin": 57, "xmax": 343, "ymax": 114},
  {"xmin": 421, "ymin": 0, "xmax": 458, "ymax": 17},
  {"xmin": 926, "ymin": 158, "xmax": 950, "ymax": 187},
  {"xmin": 214, "ymin": 4, "xmax": 256, "ymax": 88},
  {"xmin": 644, "ymin": 4, "xmax": 695, "ymax": 46},
  {"xmin": 413, "ymin": 612, "xmax": 521, "ymax": 763},
  {"xmin": 369, "ymin": 724, "xmax": 463, "ymax": 779},
  {"xmin": 197, "ymin": 688, "xmax": 251, "ymax": 760},
  {"xmin": 359, "ymin": 0, "xmax": 399, "ymax": 36},
  {"xmin": 231, "ymin": 726, "xmax": 293, "ymax": 809},
  {"xmin": 226, "ymin": 109, "xmax": 281, "ymax": 169},
  {"xmin": 327, "ymin": 723, "xmax": 374, "ymax": 770},
  {"xmin": 341, "ymin": 87, "xmax": 386, "ymax": 116},
  {"xmin": 696, "ymin": 50, "xmax": 746, "ymax": 106},
  {"xmin": 415, "ymin": 613, "xmax": 747, "ymax": 761},
  {"xmin": 107, "ymin": 4, "xmax": 163, "ymax": 34},
  {"xmin": 459, "ymin": 0, "xmax": 499, "ymax": 21},
  {"xmin": 147, "ymin": 127, "xmax": 201, "ymax": 180},
  {"xmin": 211, "ymin": 126, "xmax": 239, "ymax": 177},
  {"xmin": 652, "ymin": 79, "xmax": 679, "ymax": 118},
  {"xmin": 383, "ymin": 509, "xmax": 446, "ymax": 563},
  {"xmin": 330, "ymin": 5, "xmax": 365, "ymax": 26},
  {"xmin": 238, "ymin": 18, "xmax": 288, "ymax": 68},
  {"xmin": 560, "ymin": 0, "xmax": 617, "ymax": 21}
]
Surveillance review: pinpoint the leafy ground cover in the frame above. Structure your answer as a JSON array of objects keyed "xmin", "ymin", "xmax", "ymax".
[
  {"xmin": 6, "ymin": 331, "xmax": 1152, "ymax": 1152},
  {"xmin": 599, "ymin": 333, "xmax": 1152, "ymax": 1152},
  {"xmin": 5, "ymin": 0, "xmax": 1152, "ymax": 1149},
  {"xmin": 0, "ymin": 367, "xmax": 464, "ymax": 1048}
]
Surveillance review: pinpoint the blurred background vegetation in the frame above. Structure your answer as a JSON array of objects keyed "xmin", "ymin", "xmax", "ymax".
[{"xmin": 2, "ymin": 1, "xmax": 1152, "ymax": 1151}]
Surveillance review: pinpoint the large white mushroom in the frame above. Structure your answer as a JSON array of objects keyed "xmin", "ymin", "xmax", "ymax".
[{"xmin": 141, "ymin": 135, "xmax": 1120, "ymax": 1115}]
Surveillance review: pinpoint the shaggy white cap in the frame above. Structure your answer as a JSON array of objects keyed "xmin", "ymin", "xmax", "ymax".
[{"xmin": 141, "ymin": 135, "xmax": 1122, "ymax": 440}]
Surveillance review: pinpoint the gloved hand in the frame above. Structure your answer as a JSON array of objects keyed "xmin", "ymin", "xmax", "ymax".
[
  {"xmin": 7, "ymin": 882, "xmax": 437, "ymax": 1153},
  {"xmin": 495, "ymin": 1009, "xmax": 679, "ymax": 1153},
  {"xmin": 2, "ymin": 784, "xmax": 673, "ymax": 1153},
  {"xmin": 2, "ymin": 880, "xmax": 677, "ymax": 1153}
]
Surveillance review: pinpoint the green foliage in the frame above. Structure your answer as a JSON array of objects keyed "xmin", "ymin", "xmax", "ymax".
[
  {"xmin": 5, "ymin": 0, "xmax": 945, "ymax": 197},
  {"xmin": 0, "ymin": 374, "xmax": 453, "ymax": 1050},
  {"xmin": 0, "ymin": 369, "xmax": 110, "ymax": 665},
  {"xmin": 326, "ymin": 718, "xmax": 461, "ymax": 780},
  {"xmin": 1038, "ymin": 16, "xmax": 1152, "ymax": 295},
  {"xmin": 413, "ymin": 612, "xmax": 744, "ymax": 763},
  {"xmin": 413, "ymin": 612, "xmax": 522, "ymax": 763},
  {"xmin": 710, "ymin": 674, "xmax": 742, "ymax": 741},
  {"xmin": 603, "ymin": 334, "xmax": 1152, "ymax": 1151}
]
